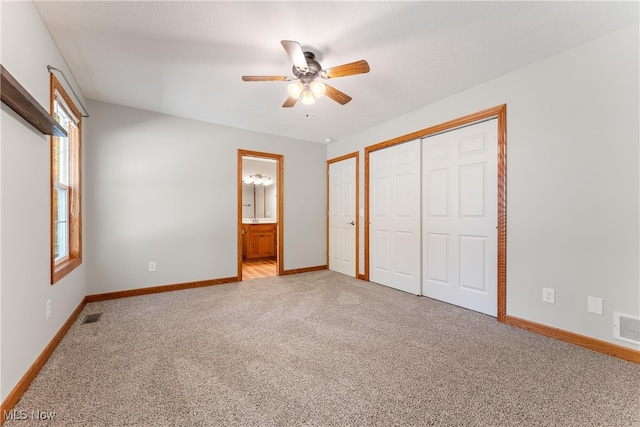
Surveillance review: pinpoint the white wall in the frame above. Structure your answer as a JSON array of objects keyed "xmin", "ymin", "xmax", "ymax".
[
  {"xmin": 85, "ymin": 101, "xmax": 327, "ymax": 295},
  {"xmin": 1, "ymin": 1, "xmax": 88, "ymax": 401},
  {"xmin": 328, "ymin": 24, "xmax": 640, "ymax": 350}
]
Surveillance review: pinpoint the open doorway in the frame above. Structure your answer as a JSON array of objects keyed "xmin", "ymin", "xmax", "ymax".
[{"xmin": 237, "ymin": 150, "xmax": 284, "ymax": 281}]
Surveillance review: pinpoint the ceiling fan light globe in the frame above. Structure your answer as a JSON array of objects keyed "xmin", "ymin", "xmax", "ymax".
[
  {"xmin": 310, "ymin": 81, "xmax": 326, "ymax": 98},
  {"xmin": 287, "ymin": 82, "xmax": 304, "ymax": 99},
  {"xmin": 301, "ymin": 90, "xmax": 316, "ymax": 105}
]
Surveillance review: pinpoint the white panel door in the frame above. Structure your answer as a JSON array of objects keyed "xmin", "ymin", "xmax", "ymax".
[
  {"xmin": 329, "ymin": 157, "xmax": 356, "ymax": 276},
  {"xmin": 422, "ymin": 119, "xmax": 498, "ymax": 316},
  {"xmin": 370, "ymin": 139, "xmax": 421, "ymax": 294}
]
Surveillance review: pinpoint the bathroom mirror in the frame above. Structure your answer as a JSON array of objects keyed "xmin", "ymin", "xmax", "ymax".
[{"xmin": 242, "ymin": 156, "xmax": 277, "ymax": 223}]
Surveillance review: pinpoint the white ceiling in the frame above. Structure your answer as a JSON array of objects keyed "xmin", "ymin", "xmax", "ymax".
[{"xmin": 34, "ymin": 1, "xmax": 639, "ymax": 144}]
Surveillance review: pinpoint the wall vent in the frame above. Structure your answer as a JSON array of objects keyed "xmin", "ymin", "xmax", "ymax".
[{"xmin": 613, "ymin": 312, "xmax": 640, "ymax": 345}]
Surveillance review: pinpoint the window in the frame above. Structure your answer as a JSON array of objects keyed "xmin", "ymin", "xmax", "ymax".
[{"xmin": 50, "ymin": 74, "xmax": 82, "ymax": 283}]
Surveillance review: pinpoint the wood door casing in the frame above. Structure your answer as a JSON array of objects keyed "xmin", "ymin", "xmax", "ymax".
[{"xmin": 237, "ymin": 150, "xmax": 284, "ymax": 279}]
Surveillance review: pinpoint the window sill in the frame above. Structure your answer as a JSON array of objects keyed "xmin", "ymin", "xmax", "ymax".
[{"xmin": 52, "ymin": 257, "xmax": 81, "ymax": 284}]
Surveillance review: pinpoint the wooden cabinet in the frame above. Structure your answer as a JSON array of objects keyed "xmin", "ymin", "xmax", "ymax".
[{"xmin": 242, "ymin": 223, "xmax": 276, "ymax": 260}]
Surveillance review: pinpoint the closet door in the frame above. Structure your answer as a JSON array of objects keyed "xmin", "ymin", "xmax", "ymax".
[
  {"xmin": 370, "ymin": 139, "xmax": 421, "ymax": 294},
  {"xmin": 422, "ymin": 119, "xmax": 498, "ymax": 316}
]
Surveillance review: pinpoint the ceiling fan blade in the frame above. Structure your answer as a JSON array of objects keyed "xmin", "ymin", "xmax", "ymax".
[
  {"xmin": 242, "ymin": 76, "xmax": 290, "ymax": 82},
  {"xmin": 282, "ymin": 95, "xmax": 299, "ymax": 108},
  {"xmin": 321, "ymin": 60, "xmax": 370, "ymax": 79},
  {"xmin": 324, "ymin": 84, "xmax": 352, "ymax": 105},
  {"xmin": 281, "ymin": 40, "xmax": 309, "ymax": 73}
]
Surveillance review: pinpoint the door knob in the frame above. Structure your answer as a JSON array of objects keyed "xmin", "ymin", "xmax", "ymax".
[{"xmin": 347, "ymin": 221, "xmax": 355, "ymax": 225}]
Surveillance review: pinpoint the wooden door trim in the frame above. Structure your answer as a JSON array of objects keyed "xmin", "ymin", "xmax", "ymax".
[
  {"xmin": 364, "ymin": 104, "xmax": 507, "ymax": 321},
  {"xmin": 238, "ymin": 149, "xmax": 284, "ymax": 280},
  {"xmin": 327, "ymin": 152, "xmax": 360, "ymax": 278}
]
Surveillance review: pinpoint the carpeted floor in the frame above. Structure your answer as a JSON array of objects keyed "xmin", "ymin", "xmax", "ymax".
[{"xmin": 5, "ymin": 270, "xmax": 640, "ymax": 426}]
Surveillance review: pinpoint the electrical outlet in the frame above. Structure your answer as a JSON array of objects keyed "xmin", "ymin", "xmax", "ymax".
[
  {"xmin": 46, "ymin": 300, "xmax": 51, "ymax": 319},
  {"xmin": 542, "ymin": 288, "xmax": 555, "ymax": 304},
  {"xmin": 148, "ymin": 261, "xmax": 157, "ymax": 272}
]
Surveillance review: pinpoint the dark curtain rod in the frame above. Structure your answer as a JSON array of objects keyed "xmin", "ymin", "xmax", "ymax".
[{"xmin": 47, "ymin": 65, "xmax": 90, "ymax": 118}]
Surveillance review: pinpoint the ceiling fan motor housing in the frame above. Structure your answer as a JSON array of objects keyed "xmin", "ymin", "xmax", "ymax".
[{"xmin": 293, "ymin": 52, "xmax": 322, "ymax": 81}]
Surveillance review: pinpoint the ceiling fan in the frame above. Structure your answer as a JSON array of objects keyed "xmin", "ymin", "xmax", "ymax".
[{"xmin": 242, "ymin": 40, "xmax": 370, "ymax": 108}]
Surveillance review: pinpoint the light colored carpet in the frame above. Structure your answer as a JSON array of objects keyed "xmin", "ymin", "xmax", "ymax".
[{"xmin": 6, "ymin": 270, "xmax": 640, "ymax": 426}]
